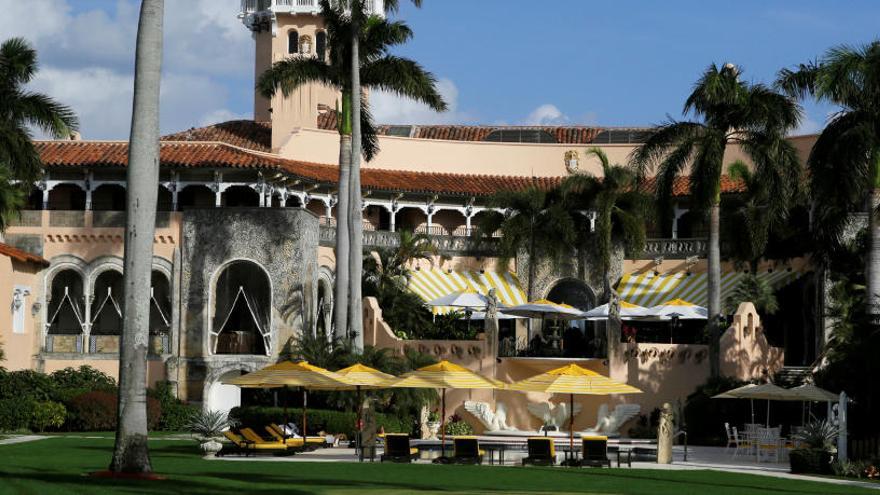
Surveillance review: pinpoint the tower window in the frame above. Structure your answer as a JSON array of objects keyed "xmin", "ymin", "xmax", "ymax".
[
  {"xmin": 288, "ymin": 30, "xmax": 299, "ymax": 55},
  {"xmin": 316, "ymin": 31, "xmax": 327, "ymax": 62}
]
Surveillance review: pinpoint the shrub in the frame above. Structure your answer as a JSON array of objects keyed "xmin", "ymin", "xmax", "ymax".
[
  {"xmin": 149, "ymin": 381, "xmax": 198, "ymax": 431},
  {"xmin": 67, "ymin": 391, "xmax": 160, "ymax": 431},
  {"xmin": 230, "ymin": 406, "xmax": 407, "ymax": 438},
  {"xmin": 31, "ymin": 401, "xmax": 66, "ymax": 432},
  {"xmin": 50, "ymin": 366, "xmax": 116, "ymax": 392},
  {"xmin": 790, "ymin": 448, "xmax": 833, "ymax": 475},
  {"xmin": 0, "ymin": 398, "xmax": 35, "ymax": 432},
  {"xmin": 795, "ymin": 420, "xmax": 838, "ymax": 450},
  {"xmin": 443, "ymin": 420, "xmax": 474, "ymax": 436},
  {"xmin": 0, "ymin": 369, "xmax": 55, "ymax": 402},
  {"xmin": 832, "ymin": 459, "xmax": 875, "ymax": 479}
]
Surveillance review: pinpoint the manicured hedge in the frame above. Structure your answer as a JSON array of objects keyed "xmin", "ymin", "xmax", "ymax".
[
  {"xmin": 790, "ymin": 448, "xmax": 834, "ymax": 474},
  {"xmin": 67, "ymin": 391, "xmax": 161, "ymax": 431},
  {"xmin": 230, "ymin": 406, "xmax": 408, "ymax": 438}
]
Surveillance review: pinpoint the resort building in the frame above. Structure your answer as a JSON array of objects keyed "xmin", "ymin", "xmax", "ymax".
[{"xmin": 0, "ymin": 0, "xmax": 820, "ymax": 431}]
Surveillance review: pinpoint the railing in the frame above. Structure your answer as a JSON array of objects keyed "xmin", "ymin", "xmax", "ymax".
[{"xmin": 642, "ymin": 238, "xmax": 708, "ymax": 259}]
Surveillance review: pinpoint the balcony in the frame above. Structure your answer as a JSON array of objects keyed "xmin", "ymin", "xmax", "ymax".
[{"xmin": 239, "ymin": 0, "xmax": 383, "ymax": 19}]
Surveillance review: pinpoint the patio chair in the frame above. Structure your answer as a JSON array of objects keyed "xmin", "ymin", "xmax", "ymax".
[
  {"xmin": 265, "ymin": 425, "xmax": 306, "ymax": 449},
  {"xmin": 522, "ymin": 437, "xmax": 556, "ymax": 466},
  {"xmin": 732, "ymin": 427, "xmax": 752, "ymax": 458},
  {"xmin": 581, "ymin": 436, "xmax": 611, "ymax": 467},
  {"xmin": 269, "ymin": 423, "xmax": 329, "ymax": 449},
  {"xmin": 755, "ymin": 427, "xmax": 781, "ymax": 463},
  {"xmin": 724, "ymin": 423, "xmax": 736, "ymax": 452},
  {"xmin": 380, "ymin": 434, "xmax": 418, "ymax": 463},
  {"xmin": 218, "ymin": 431, "xmax": 289, "ymax": 457},
  {"xmin": 452, "ymin": 436, "xmax": 485, "ymax": 465}
]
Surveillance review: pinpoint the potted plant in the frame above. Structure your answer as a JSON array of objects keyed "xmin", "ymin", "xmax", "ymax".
[
  {"xmin": 187, "ymin": 409, "xmax": 233, "ymax": 455},
  {"xmin": 790, "ymin": 420, "xmax": 838, "ymax": 474}
]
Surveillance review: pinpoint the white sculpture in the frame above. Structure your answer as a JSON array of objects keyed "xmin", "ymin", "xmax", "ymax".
[
  {"xmin": 463, "ymin": 401, "xmax": 518, "ymax": 432},
  {"xmin": 584, "ymin": 403, "xmax": 641, "ymax": 437},
  {"xmin": 527, "ymin": 401, "xmax": 582, "ymax": 431}
]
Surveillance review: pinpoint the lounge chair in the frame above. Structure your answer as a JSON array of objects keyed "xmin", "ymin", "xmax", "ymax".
[
  {"xmin": 269, "ymin": 423, "xmax": 329, "ymax": 449},
  {"xmin": 380, "ymin": 433, "xmax": 418, "ymax": 463},
  {"xmin": 265, "ymin": 425, "xmax": 307, "ymax": 449},
  {"xmin": 452, "ymin": 436, "xmax": 485, "ymax": 465},
  {"xmin": 581, "ymin": 436, "xmax": 611, "ymax": 467},
  {"xmin": 218, "ymin": 431, "xmax": 289, "ymax": 457},
  {"xmin": 522, "ymin": 437, "xmax": 556, "ymax": 466}
]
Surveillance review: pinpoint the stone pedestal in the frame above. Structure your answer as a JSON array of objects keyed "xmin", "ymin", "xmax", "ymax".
[{"xmin": 657, "ymin": 402, "xmax": 674, "ymax": 464}]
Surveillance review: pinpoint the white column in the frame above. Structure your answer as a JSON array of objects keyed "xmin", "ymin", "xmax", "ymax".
[
  {"xmin": 672, "ymin": 204, "xmax": 688, "ymax": 239},
  {"xmin": 390, "ymin": 207, "xmax": 397, "ymax": 232},
  {"xmin": 84, "ymin": 173, "xmax": 93, "ymax": 210}
]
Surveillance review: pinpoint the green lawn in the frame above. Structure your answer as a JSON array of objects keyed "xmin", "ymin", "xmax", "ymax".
[{"xmin": 0, "ymin": 437, "xmax": 875, "ymax": 495}]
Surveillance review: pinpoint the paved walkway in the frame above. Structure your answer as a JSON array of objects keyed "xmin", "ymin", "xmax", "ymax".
[{"xmin": 0, "ymin": 435, "xmax": 50, "ymax": 446}]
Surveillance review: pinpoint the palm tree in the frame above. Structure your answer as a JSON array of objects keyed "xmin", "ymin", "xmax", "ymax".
[
  {"xmin": 259, "ymin": 1, "xmax": 446, "ymax": 349},
  {"xmin": 631, "ymin": 63, "xmax": 802, "ymax": 376},
  {"xmin": 561, "ymin": 148, "xmax": 649, "ymax": 302},
  {"xmin": 0, "ymin": 37, "xmax": 77, "ymax": 236},
  {"xmin": 109, "ymin": 0, "xmax": 164, "ymax": 474},
  {"xmin": 479, "ymin": 187, "xmax": 577, "ymax": 300},
  {"xmin": 364, "ymin": 229, "xmax": 436, "ymax": 294},
  {"xmin": 777, "ymin": 41, "xmax": 880, "ymax": 317}
]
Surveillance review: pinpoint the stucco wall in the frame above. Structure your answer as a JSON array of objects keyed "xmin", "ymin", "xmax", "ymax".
[{"xmin": 0, "ymin": 257, "xmax": 43, "ymax": 371}]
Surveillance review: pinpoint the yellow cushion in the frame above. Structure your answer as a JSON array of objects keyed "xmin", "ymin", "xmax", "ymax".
[{"xmin": 409, "ymin": 448, "xmax": 418, "ymax": 455}]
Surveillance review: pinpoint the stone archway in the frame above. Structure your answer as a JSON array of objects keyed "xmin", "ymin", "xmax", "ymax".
[
  {"xmin": 546, "ymin": 278, "xmax": 596, "ymax": 358},
  {"xmin": 203, "ymin": 361, "xmax": 264, "ymax": 413}
]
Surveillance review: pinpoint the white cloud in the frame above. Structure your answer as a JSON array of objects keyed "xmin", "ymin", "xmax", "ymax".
[
  {"xmin": 370, "ymin": 78, "xmax": 475, "ymax": 124},
  {"xmin": 1, "ymin": 0, "xmax": 252, "ymax": 140},
  {"xmin": 522, "ymin": 104, "xmax": 570, "ymax": 126}
]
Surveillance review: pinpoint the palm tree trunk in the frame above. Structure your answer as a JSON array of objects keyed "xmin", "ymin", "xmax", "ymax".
[
  {"xmin": 867, "ymin": 189, "xmax": 880, "ymax": 320},
  {"xmin": 707, "ymin": 202, "xmax": 722, "ymax": 377},
  {"xmin": 334, "ymin": 93, "xmax": 352, "ymax": 342},
  {"xmin": 110, "ymin": 0, "xmax": 163, "ymax": 473},
  {"xmin": 348, "ymin": 25, "xmax": 364, "ymax": 351}
]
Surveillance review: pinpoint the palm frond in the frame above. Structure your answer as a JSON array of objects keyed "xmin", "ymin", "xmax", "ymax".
[
  {"xmin": 258, "ymin": 57, "xmax": 338, "ymax": 98},
  {"xmin": 361, "ymin": 55, "xmax": 447, "ymax": 111}
]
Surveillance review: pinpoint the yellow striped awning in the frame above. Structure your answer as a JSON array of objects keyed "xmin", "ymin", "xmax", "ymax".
[
  {"xmin": 615, "ymin": 270, "xmax": 804, "ymax": 309},
  {"xmin": 407, "ymin": 269, "xmax": 527, "ymax": 315}
]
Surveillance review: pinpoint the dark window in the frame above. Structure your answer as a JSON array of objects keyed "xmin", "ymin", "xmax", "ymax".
[
  {"xmin": 483, "ymin": 129, "xmax": 557, "ymax": 143},
  {"xmin": 288, "ymin": 30, "xmax": 299, "ymax": 54},
  {"xmin": 316, "ymin": 31, "xmax": 326, "ymax": 62}
]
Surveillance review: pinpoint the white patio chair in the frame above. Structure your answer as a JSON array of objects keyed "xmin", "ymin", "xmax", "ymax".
[
  {"xmin": 732, "ymin": 427, "xmax": 752, "ymax": 458},
  {"xmin": 724, "ymin": 423, "xmax": 736, "ymax": 453},
  {"xmin": 755, "ymin": 427, "xmax": 780, "ymax": 463}
]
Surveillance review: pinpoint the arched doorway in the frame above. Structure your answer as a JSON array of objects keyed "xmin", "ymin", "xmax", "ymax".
[
  {"xmin": 546, "ymin": 278, "xmax": 596, "ymax": 358},
  {"xmin": 47, "ymin": 269, "xmax": 86, "ymax": 352},
  {"xmin": 211, "ymin": 260, "xmax": 272, "ymax": 356}
]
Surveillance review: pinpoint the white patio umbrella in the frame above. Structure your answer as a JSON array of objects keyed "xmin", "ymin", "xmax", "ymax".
[
  {"xmin": 501, "ymin": 299, "xmax": 586, "ymax": 347},
  {"xmin": 645, "ymin": 298, "xmax": 708, "ymax": 320},
  {"xmin": 790, "ymin": 384, "xmax": 838, "ymax": 425},
  {"xmin": 427, "ymin": 288, "xmax": 494, "ymax": 309},
  {"xmin": 582, "ymin": 300, "xmax": 649, "ymax": 320},
  {"xmin": 713, "ymin": 383, "xmax": 801, "ymax": 427},
  {"xmin": 468, "ymin": 311, "xmax": 523, "ymax": 320}
]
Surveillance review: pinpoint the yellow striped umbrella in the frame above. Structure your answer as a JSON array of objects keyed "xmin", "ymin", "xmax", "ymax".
[
  {"xmin": 507, "ymin": 363, "xmax": 642, "ymax": 455},
  {"xmin": 388, "ymin": 360, "xmax": 503, "ymax": 457},
  {"xmin": 223, "ymin": 361, "xmax": 348, "ymax": 437}
]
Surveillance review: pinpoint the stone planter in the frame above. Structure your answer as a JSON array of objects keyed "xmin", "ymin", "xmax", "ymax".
[
  {"xmin": 427, "ymin": 421, "xmax": 440, "ymax": 440},
  {"xmin": 199, "ymin": 437, "xmax": 224, "ymax": 456}
]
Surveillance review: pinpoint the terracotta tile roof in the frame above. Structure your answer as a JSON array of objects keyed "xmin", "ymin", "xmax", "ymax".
[
  {"xmin": 0, "ymin": 242, "xmax": 49, "ymax": 266},
  {"xmin": 317, "ymin": 111, "xmax": 337, "ymax": 132},
  {"xmin": 36, "ymin": 140, "xmax": 743, "ymax": 198},
  {"xmin": 640, "ymin": 175, "xmax": 747, "ymax": 196},
  {"xmin": 161, "ymin": 120, "xmax": 271, "ymax": 152}
]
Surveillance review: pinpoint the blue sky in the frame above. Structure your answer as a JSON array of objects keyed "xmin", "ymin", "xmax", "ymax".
[{"xmin": 4, "ymin": 0, "xmax": 878, "ymax": 139}]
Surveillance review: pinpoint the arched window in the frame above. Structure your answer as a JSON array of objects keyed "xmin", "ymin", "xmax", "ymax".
[
  {"xmin": 288, "ymin": 30, "xmax": 299, "ymax": 54},
  {"xmin": 316, "ymin": 31, "xmax": 327, "ymax": 62},
  {"xmin": 211, "ymin": 260, "xmax": 272, "ymax": 356},
  {"xmin": 46, "ymin": 269, "xmax": 86, "ymax": 353}
]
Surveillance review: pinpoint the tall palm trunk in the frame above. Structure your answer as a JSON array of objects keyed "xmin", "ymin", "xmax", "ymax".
[
  {"xmin": 110, "ymin": 0, "xmax": 163, "ymax": 473},
  {"xmin": 707, "ymin": 201, "xmax": 722, "ymax": 377},
  {"xmin": 334, "ymin": 93, "xmax": 352, "ymax": 342},
  {"xmin": 348, "ymin": 24, "xmax": 364, "ymax": 351},
  {"xmin": 867, "ymin": 189, "xmax": 880, "ymax": 319}
]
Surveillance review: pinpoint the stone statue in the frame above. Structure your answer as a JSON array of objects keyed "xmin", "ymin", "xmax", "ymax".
[
  {"xmin": 419, "ymin": 405, "xmax": 431, "ymax": 440},
  {"xmin": 463, "ymin": 401, "xmax": 518, "ymax": 432},
  {"xmin": 658, "ymin": 402, "xmax": 674, "ymax": 464},
  {"xmin": 584, "ymin": 403, "xmax": 641, "ymax": 437},
  {"xmin": 484, "ymin": 288, "xmax": 499, "ymax": 358},
  {"xmin": 527, "ymin": 401, "xmax": 582, "ymax": 431},
  {"xmin": 608, "ymin": 287, "xmax": 621, "ymax": 321}
]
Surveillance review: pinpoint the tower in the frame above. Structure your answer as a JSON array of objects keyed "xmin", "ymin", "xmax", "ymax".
[{"xmin": 238, "ymin": 0, "xmax": 384, "ymax": 151}]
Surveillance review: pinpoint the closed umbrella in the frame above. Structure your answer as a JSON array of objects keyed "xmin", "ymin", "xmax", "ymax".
[
  {"xmin": 507, "ymin": 363, "xmax": 642, "ymax": 462},
  {"xmin": 224, "ymin": 360, "xmax": 348, "ymax": 438},
  {"xmin": 387, "ymin": 360, "xmax": 502, "ymax": 461}
]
